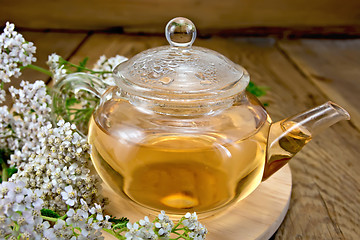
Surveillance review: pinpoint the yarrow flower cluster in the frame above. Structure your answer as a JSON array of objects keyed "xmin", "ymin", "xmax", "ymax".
[
  {"xmin": 155, "ymin": 211, "xmax": 174, "ymax": 237},
  {"xmin": 46, "ymin": 52, "xmax": 127, "ymax": 85},
  {"xmin": 47, "ymin": 53, "xmax": 67, "ymax": 82},
  {"xmin": 0, "ymin": 22, "xmax": 207, "ymax": 240},
  {"xmin": 0, "ymin": 181, "xmax": 110, "ymax": 240},
  {"xmin": 0, "ymin": 79, "xmax": 111, "ymax": 239},
  {"xmin": 119, "ymin": 211, "xmax": 207, "ymax": 240},
  {"xmin": 0, "ymin": 22, "xmax": 36, "ymax": 83},
  {"xmin": 0, "ymin": 105, "xmax": 13, "ymax": 149},
  {"xmin": 15, "ymin": 119, "xmax": 106, "ymax": 214},
  {"xmin": 92, "ymin": 55, "xmax": 128, "ymax": 85},
  {"xmin": 183, "ymin": 213, "xmax": 208, "ymax": 240},
  {"xmin": 0, "ymin": 181, "xmax": 47, "ymax": 239},
  {"xmin": 8, "ymin": 80, "xmax": 52, "ymax": 168}
]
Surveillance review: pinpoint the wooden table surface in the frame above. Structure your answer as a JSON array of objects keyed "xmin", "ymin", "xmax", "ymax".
[{"xmin": 18, "ymin": 31, "xmax": 360, "ymax": 239}]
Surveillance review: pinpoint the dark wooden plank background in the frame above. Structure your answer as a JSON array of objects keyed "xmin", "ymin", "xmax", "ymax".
[{"xmin": 1, "ymin": 0, "xmax": 360, "ymax": 36}]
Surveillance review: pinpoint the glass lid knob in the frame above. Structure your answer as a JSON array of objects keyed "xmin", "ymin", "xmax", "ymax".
[{"xmin": 165, "ymin": 17, "xmax": 197, "ymax": 48}]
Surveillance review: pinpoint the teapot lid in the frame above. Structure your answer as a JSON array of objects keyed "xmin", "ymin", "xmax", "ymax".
[{"xmin": 113, "ymin": 17, "xmax": 249, "ymax": 102}]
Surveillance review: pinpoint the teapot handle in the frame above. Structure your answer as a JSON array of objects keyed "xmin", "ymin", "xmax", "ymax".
[{"xmin": 51, "ymin": 72, "xmax": 108, "ymax": 135}]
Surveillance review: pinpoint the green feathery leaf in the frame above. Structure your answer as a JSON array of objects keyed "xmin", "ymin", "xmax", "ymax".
[
  {"xmin": 6, "ymin": 167, "xmax": 17, "ymax": 178},
  {"xmin": 65, "ymin": 97, "xmax": 81, "ymax": 108},
  {"xmin": 78, "ymin": 57, "xmax": 89, "ymax": 69},
  {"xmin": 246, "ymin": 81, "xmax": 268, "ymax": 97},
  {"xmin": 75, "ymin": 57, "xmax": 88, "ymax": 72},
  {"xmin": 41, "ymin": 208, "xmax": 61, "ymax": 219},
  {"xmin": 108, "ymin": 216, "xmax": 129, "ymax": 229}
]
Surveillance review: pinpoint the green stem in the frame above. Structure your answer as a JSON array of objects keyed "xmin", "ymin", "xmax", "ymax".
[
  {"xmin": 170, "ymin": 232, "xmax": 191, "ymax": 240},
  {"xmin": 103, "ymin": 228, "xmax": 125, "ymax": 239},
  {"xmin": 23, "ymin": 64, "xmax": 52, "ymax": 76},
  {"xmin": 41, "ymin": 216, "xmax": 60, "ymax": 222},
  {"xmin": 171, "ymin": 217, "xmax": 184, "ymax": 232},
  {"xmin": 13, "ymin": 222, "xmax": 20, "ymax": 232},
  {"xmin": 65, "ymin": 62, "xmax": 112, "ymax": 74},
  {"xmin": 1, "ymin": 162, "xmax": 8, "ymax": 182},
  {"xmin": 171, "ymin": 231, "xmax": 182, "ymax": 238},
  {"xmin": 67, "ymin": 108, "xmax": 93, "ymax": 111},
  {"xmin": 112, "ymin": 227, "xmax": 128, "ymax": 234},
  {"xmin": 174, "ymin": 227, "xmax": 187, "ymax": 231},
  {"xmin": 179, "ymin": 234, "xmax": 191, "ymax": 240}
]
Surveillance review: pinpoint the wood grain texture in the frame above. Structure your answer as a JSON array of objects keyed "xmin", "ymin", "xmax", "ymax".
[
  {"xmin": 102, "ymin": 165, "xmax": 292, "ymax": 240},
  {"xmin": 68, "ymin": 34, "xmax": 167, "ymax": 66},
  {"xmin": 65, "ymin": 34, "xmax": 360, "ymax": 239},
  {"xmin": 278, "ymin": 39, "xmax": 360, "ymax": 131},
  {"xmin": 1, "ymin": 0, "xmax": 360, "ymax": 31}
]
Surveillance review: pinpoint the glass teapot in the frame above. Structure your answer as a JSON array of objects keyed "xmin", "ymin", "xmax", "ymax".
[{"xmin": 52, "ymin": 17, "xmax": 350, "ymax": 218}]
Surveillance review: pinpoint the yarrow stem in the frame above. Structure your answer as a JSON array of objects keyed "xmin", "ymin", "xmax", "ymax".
[
  {"xmin": 22, "ymin": 63, "xmax": 53, "ymax": 76},
  {"xmin": 63, "ymin": 61, "xmax": 112, "ymax": 74},
  {"xmin": 172, "ymin": 217, "xmax": 185, "ymax": 232},
  {"xmin": 1, "ymin": 161, "xmax": 8, "ymax": 181},
  {"xmin": 41, "ymin": 215, "xmax": 60, "ymax": 222},
  {"xmin": 103, "ymin": 228, "xmax": 126, "ymax": 239},
  {"xmin": 21, "ymin": 62, "xmax": 112, "ymax": 78}
]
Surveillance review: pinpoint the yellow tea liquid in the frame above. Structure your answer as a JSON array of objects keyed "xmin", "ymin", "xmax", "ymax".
[
  {"xmin": 263, "ymin": 120, "xmax": 312, "ymax": 179},
  {"xmin": 88, "ymin": 100, "xmax": 269, "ymax": 216}
]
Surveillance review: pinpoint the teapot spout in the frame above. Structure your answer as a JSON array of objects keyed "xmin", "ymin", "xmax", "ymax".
[{"xmin": 262, "ymin": 101, "xmax": 350, "ymax": 180}]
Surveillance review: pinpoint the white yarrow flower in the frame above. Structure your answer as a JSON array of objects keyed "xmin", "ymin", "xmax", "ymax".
[
  {"xmin": 61, "ymin": 185, "xmax": 77, "ymax": 206},
  {"xmin": 89, "ymin": 203, "xmax": 103, "ymax": 221},
  {"xmin": 125, "ymin": 222, "xmax": 142, "ymax": 240},
  {"xmin": 0, "ymin": 22, "xmax": 36, "ymax": 82},
  {"xmin": 184, "ymin": 212, "xmax": 208, "ymax": 239},
  {"xmin": 47, "ymin": 53, "xmax": 67, "ymax": 82},
  {"xmin": 155, "ymin": 211, "xmax": 174, "ymax": 237},
  {"xmin": 183, "ymin": 212, "xmax": 198, "ymax": 230},
  {"xmin": 92, "ymin": 55, "xmax": 128, "ymax": 85}
]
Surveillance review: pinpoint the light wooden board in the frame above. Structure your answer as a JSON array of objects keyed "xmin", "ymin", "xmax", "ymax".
[
  {"xmin": 1, "ymin": 0, "xmax": 360, "ymax": 31},
  {"xmin": 102, "ymin": 165, "xmax": 292, "ymax": 240},
  {"xmin": 66, "ymin": 34, "xmax": 360, "ymax": 239},
  {"xmin": 278, "ymin": 39, "xmax": 360, "ymax": 131}
]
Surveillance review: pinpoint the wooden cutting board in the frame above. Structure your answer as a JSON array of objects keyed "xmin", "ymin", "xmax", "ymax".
[{"xmin": 102, "ymin": 164, "xmax": 292, "ymax": 240}]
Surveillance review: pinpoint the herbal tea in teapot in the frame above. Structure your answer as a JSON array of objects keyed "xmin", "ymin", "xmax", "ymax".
[{"xmin": 88, "ymin": 96, "xmax": 269, "ymax": 215}]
